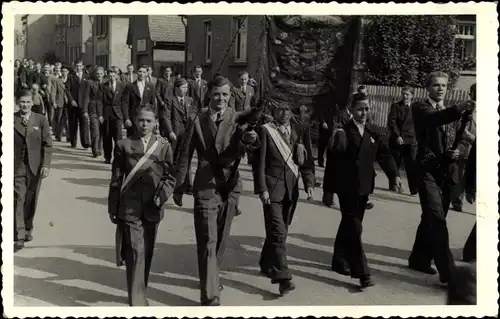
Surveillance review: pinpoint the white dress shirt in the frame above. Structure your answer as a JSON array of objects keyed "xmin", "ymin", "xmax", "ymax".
[
  {"xmin": 141, "ymin": 133, "xmax": 152, "ymax": 151},
  {"xmin": 137, "ymin": 81, "xmax": 145, "ymax": 98},
  {"xmin": 353, "ymin": 119, "xmax": 365, "ymax": 136},
  {"xmin": 210, "ymin": 107, "xmax": 226, "ymax": 123},
  {"xmin": 427, "ymin": 97, "xmax": 445, "ymax": 110}
]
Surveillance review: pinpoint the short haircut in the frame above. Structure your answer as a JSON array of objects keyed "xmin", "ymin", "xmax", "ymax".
[
  {"xmin": 55, "ymin": 62, "xmax": 62, "ymax": 67},
  {"xmin": 239, "ymin": 70, "xmax": 249, "ymax": 77},
  {"xmin": 358, "ymin": 85, "xmax": 367, "ymax": 92},
  {"xmin": 425, "ymin": 71, "xmax": 449, "ymax": 88},
  {"xmin": 74, "ymin": 59, "xmax": 84, "ymax": 65},
  {"xmin": 136, "ymin": 103, "xmax": 158, "ymax": 117},
  {"xmin": 402, "ymin": 85, "xmax": 415, "ymax": 94},
  {"xmin": 17, "ymin": 89, "xmax": 33, "ymax": 100},
  {"xmin": 127, "ymin": 64, "xmax": 134, "ymax": 68},
  {"xmin": 107, "ymin": 67, "xmax": 117, "ymax": 74},
  {"xmin": 138, "ymin": 64, "xmax": 148, "ymax": 71},
  {"xmin": 193, "ymin": 65, "xmax": 202, "ymax": 71},
  {"xmin": 208, "ymin": 75, "xmax": 231, "ymax": 91}
]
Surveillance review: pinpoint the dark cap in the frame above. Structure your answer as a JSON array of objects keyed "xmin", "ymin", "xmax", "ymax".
[{"xmin": 174, "ymin": 77, "xmax": 188, "ymax": 88}]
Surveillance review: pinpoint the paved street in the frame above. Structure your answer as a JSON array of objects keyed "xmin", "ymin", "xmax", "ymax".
[{"xmin": 14, "ymin": 141, "xmax": 476, "ymax": 307}]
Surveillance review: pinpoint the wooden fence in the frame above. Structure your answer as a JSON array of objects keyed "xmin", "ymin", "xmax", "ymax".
[
  {"xmin": 310, "ymin": 85, "xmax": 470, "ymax": 142},
  {"xmin": 366, "ymin": 85, "xmax": 470, "ymax": 133}
]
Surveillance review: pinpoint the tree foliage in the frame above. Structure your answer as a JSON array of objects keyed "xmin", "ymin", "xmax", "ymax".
[{"xmin": 363, "ymin": 16, "xmax": 460, "ymax": 88}]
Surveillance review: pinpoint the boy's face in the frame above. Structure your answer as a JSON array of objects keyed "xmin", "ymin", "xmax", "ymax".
[
  {"xmin": 427, "ymin": 77, "xmax": 448, "ymax": 102},
  {"xmin": 273, "ymin": 104, "xmax": 291, "ymax": 125},
  {"xmin": 18, "ymin": 95, "xmax": 34, "ymax": 114},
  {"xmin": 239, "ymin": 73, "xmax": 249, "ymax": 86},
  {"xmin": 210, "ymin": 84, "xmax": 231, "ymax": 111},
  {"xmin": 135, "ymin": 109, "xmax": 157, "ymax": 137},
  {"xmin": 352, "ymin": 100, "xmax": 370, "ymax": 124},
  {"xmin": 31, "ymin": 84, "xmax": 39, "ymax": 92},
  {"xmin": 137, "ymin": 68, "xmax": 147, "ymax": 81},
  {"xmin": 175, "ymin": 83, "xmax": 188, "ymax": 97},
  {"xmin": 108, "ymin": 71, "xmax": 118, "ymax": 82}
]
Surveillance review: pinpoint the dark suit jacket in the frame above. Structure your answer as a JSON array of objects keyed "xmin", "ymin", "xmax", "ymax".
[
  {"xmin": 29, "ymin": 71, "xmax": 42, "ymax": 87},
  {"xmin": 188, "ymin": 78, "xmax": 208, "ymax": 110},
  {"xmin": 67, "ymin": 72, "xmax": 89, "ymax": 106},
  {"xmin": 122, "ymin": 81, "xmax": 157, "ymax": 121},
  {"xmin": 253, "ymin": 122, "xmax": 315, "ymax": 202},
  {"xmin": 411, "ymin": 99, "xmax": 463, "ymax": 169},
  {"xmin": 465, "ymin": 141, "xmax": 476, "ymax": 195},
  {"xmin": 162, "ymin": 95, "xmax": 194, "ymax": 139},
  {"xmin": 82, "ymin": 79, "xmax": 104, "ymax": 117},
  {"xmin": 328, "ymin": 120, "xmax": 398, "ymax": 196},
  {"xmin": 388, "ymin": 100, "xmax": 416, "ymax": 145},
  {"xmin": 102, "ymin": 81, "xmax": 126, "ymax": 120},
  {"xmin": 121, "ymin": 72, "xmax": 138, "ymax": 85},
  {"xmin": 108, "ymin": 134, "xmax": 175, "ymax": 222},
  {"xmin": 173, "ymin": 107, "xmax": 256, "ymax": 198},
  {"xmin": 156, "ymin": 76, "xmax": 175, "ymax": 105},
  {"xmin": 14, "ymin": 111, "xmax": 53, "ymax": 175},
  {"xmin": 232, "ymin": 85, "xmax": 256, "ymax": 111}
]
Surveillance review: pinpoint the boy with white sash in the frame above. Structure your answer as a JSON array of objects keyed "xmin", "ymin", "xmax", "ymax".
[
  {"xmin": 108, "ymin": 103, "xmax": 176, "ymax": 306},
  {"xmin": 252, "ymin": 98, "xmax": 315, "ymax": 295}
]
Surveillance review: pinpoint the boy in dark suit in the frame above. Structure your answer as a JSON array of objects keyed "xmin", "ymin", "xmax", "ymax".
[
  {"xmin": 329, "ymin": 93, "xmax": 401, "ymax": 288},
  {"xmin": 161, "ymin": 77, "xmax": 195, "ymax": 194},
  {"xmin": 408, "ymin": 71, "xmax": 475, "ymax": 283},
  {"xmin": 122, "ymin": 65, "xmax": 157, "ymax": 137},
  {"xmin": 387, "ymin": 85, "xmax": 418, "ymax": 194},
  {"xmin": 109, "ymin": 103, "xmax": 176, "ymax": 306},
  {"xmin": 172, "ymin": 76, "xmax": 259, "ymax": 306},
  {"xmin": 102, "ymin": 68, "xmax": 126, "ymax": 164},
  {"xmin": 82, "ymin": 66, "xmax": 105, "ymax": 158},
  {"xmin": 233, "ymin": 70, "xmax": 256, "ymax": 111},
  {"xmin": 14, "ymin": 90, "xmax": 53, "ymax": 252},
  {"xmin": 188, "ymin": 65, "xmax": 208, "ymax": 111},
  {"xmin": 253, "ymin": 97, "xmax": 315, "ymax": 295}
]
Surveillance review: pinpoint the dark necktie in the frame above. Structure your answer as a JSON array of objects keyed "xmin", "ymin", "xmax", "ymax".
[
  {"xmin": 280, "ymin": 125, "xmax": 290, "ymax": 143},
  {"xmin": 215, "ymin": 113, "xmax": 222, "ymax": 128},
  {"xmin": 22, "ymin": 116, "xmax": 28, "ymax": 126}
]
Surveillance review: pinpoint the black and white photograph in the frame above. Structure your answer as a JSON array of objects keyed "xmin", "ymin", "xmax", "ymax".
[{"xmin": 2, "ymin": 2, "xmax": 498, "ymax": 318}]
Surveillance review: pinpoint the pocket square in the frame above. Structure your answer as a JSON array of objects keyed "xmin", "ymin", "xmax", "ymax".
[
  {"xmin": 33, "ymin": 126, "xmax": 40, "ymax": 130},
  {"xmin": 370, "ymin": 137, "xmax": 375, "ymax": 143}
]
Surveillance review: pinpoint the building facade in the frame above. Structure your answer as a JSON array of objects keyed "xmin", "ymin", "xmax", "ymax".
[
  {"xmin": 127, "ymin": 15, "xmax": 186, "ymax": 77},
  {"xmin": 21, "ymin": 15, "xmax": 131, "ymax": 70},
  {"xmin": 186, "ymin": 15, "xmax": 476, "ymax": 90},
  {"xmin": 186, "ymin": 15, "xmax": 263, "ymax": 83},
  {"xmin": 23, "ymin": 14, "xmax": 57, "ymax": 62}
]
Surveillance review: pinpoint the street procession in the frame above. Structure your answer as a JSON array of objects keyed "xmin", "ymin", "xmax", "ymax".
[{"xmin": 9, "ymin": 11, "xmax": 491, "ymax": 311}]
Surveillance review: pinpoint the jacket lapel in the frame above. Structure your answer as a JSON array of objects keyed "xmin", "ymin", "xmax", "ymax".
[
  {"xmin": 173, "ymin": 98, "xmax": 185, "ymax": 115},
  {"xmin": 215, "ymin": 108, "xmax": 233, "ymax": 153},
  {"xmin": 130, "ymin": 137, "xmax": 144, "ymax": 161},
  {"xmin": 201, "ymin": 111, "xmax": 217, "ymax": 153},
  {"xmin": 426, "ymin": 99, "xmax": 445, "ymax": 133},
  {"xmin": 133, "ymin": 81, "xmax": 141, "ymax": 98},
  {"xmin": 347, "ymin": 120, "xmax": 363, "ymax": 150},
  {"xmin": 14, "ymin": 112, "xmax": 26, "ymax": 136},
  {"xmin": 26, "ymin": 113, "xmax": 36, "ymax": 136}
]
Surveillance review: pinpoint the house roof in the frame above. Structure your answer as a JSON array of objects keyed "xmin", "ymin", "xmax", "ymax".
[{"xmin": 148, "ymin": 15, "xmax": 185, "ymax": 43}]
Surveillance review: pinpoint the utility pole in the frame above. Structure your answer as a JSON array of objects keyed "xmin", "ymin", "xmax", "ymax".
[{"xmin": 180, "ymin": 15, "xmax": 188, "ymax": 76}]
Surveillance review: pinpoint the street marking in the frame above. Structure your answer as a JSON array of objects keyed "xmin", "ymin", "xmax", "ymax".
[
  {"xmin": 14, "ymin": 294, "xmax": 58, "ymax": 307},
  {"xmin": 47, "ymin": 279, "xmax": 127, "ymax": 297},
  {"xmin": 14, "ymin": 266, "xmax": 58, "ymax": 279}
]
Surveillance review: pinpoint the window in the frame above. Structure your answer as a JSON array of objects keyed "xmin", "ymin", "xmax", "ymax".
[
  {"xmin": 233, "ymin": 16, "xmax": 248, "ymax": 63},
  {"xmin": 455, "ymin": 22, "xmax": 476, "ymax": 61},
  {"xmin": 96, "ymin": 16, "xmax": 109, "ymax": 38},
  {"xmin": 96, "ymin": 54, "xmax": 109, "ymax": 69},
  {"xmin": 204, "ymin": 20, "xmax": 212, "ymax": 63}
]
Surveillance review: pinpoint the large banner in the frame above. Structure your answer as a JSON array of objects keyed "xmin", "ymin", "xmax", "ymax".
[{"xmin": 258, "ymin": 15, "xmax": 356, "ymax": 114}]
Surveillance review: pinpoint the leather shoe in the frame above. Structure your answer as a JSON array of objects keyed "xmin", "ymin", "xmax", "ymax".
[
  {"xmin": 409, "ymin": 263, "xmax": 437, "ymax": 275},
  {"xmin": 202, "ymin": 297, "xmax": 220, "ymax": 306},
  {"xmin": 359, "ymin": 276, "xmax": 375, "ymax": 288},
  {"xmin": 279, "ymin": 280, "xmax": 296, "ymax": 295},
  {"xmin": 14, "ymin": 241, "xmax": 25, "ymax": 253},
  {"xmin": 25, "ymin": 233, "xmax": 33, "ymax": 242}
]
